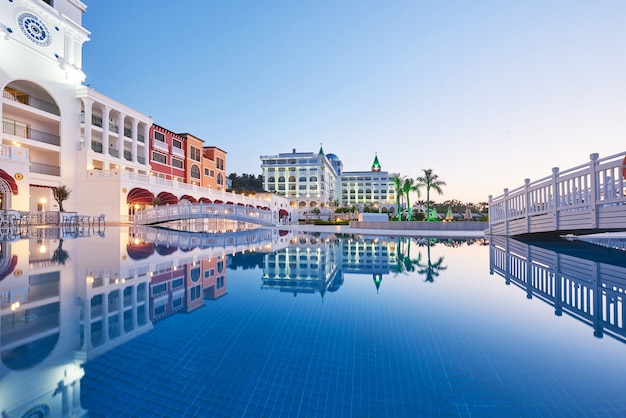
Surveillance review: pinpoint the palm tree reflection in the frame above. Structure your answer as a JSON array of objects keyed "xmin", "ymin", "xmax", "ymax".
[{"xmin": 416, "ymin": 238, "xmax": 447, "ymax": 283}]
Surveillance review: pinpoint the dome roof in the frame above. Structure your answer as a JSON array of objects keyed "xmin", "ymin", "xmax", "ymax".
[{"xmin": 326, "ymin": 153, "xmax": 340, "ymax": 162}]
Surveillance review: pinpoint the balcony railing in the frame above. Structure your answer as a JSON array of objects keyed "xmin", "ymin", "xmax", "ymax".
[
  {"xmin": 172, "ymin": 146, "xmax": 185, "ymax": 157},
  {"xmin": 109, "ymin": 124, "xmax": 119, "ymax": 134},
  {"xmin": 124, "ymin": 127, "xmax": 132, "ymax": 138},
  {"xmin": 124, "ymin": 150, "xmax": 132, "ymax": 161},
  {"xmin": 109, "ymin": 148, "xmax": 119, "ymax": 158},
  {"xmin": 92, "ymin": 142, "xmax": 103, "ymax": 153},
  {"xmin": 3, "ymin": 119, "xmax": 60, "ymax": 146},
  {"xmin": 137, "ymin": 156, "xmax": 145, "ymax": 164},
  {"xmin": 92, "ymin": 115, "xmax": 103, "ymax": 128},
  {"xmin": 31, "ymin": 162, "xmax": 60, "ymax": 176},
  {"xmin": 3, "ymin": 87, "xmax": 60, "ymax": 116}
]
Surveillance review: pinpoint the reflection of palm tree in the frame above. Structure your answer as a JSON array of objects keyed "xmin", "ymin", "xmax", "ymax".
[
  {"xmin": 52, "ymin": 239, "xmax": 70, "ymax": 265},
  {"xmin": 417, "ymin": 239, "xmax": 447, "ymax": 283},
  {"xmin": 392, "ymin": 237, "xmax": 422, "ymax": 276}
]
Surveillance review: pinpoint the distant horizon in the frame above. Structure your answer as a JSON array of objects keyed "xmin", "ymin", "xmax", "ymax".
[{"xmin": 82, "ymin": 1, "xmax": 626, "ymax": 203}]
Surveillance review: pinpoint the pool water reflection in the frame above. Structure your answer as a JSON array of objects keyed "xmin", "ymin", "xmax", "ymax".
[{"xmin": 1, "ymin": 227, "xmax": 626, "ymax": 417}]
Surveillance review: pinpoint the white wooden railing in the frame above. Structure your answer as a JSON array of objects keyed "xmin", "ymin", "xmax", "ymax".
[
  {"xmin": 134, "ymin": 202, "xmax": 276, "ymax": 227},
  {"xmin": 488, "ymin": 152, "xmax": 626, "ymax": 236}
]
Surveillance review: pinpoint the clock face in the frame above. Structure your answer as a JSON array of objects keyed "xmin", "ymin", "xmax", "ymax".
[{"xmin": 17, "ymin": 12, "xmax": 51, "ymax": 47}]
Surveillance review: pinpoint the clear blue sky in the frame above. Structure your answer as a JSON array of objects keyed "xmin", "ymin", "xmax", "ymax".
[{"xmin": 82, "ymin": 0, "xmax": 626, "ymax": 203}]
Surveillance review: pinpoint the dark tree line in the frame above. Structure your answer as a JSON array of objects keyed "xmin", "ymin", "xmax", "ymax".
[{"xmin": 228, "ymin": 173, "xmax": 265, "ymax": 194}]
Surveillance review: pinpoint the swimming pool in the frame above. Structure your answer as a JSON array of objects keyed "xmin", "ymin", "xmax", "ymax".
[{"xmin": 1, "ymin": 227, "xmax": 626, "ymax": 417}]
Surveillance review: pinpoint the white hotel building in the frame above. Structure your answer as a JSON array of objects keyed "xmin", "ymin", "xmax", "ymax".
[{"xmin": 261, "ymin": 147, "xmax": 397, "ymax": 212}]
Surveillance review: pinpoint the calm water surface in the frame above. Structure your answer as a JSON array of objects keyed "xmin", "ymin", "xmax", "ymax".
[{"xmin": 1, "ymin": 226, "xmax": 626, "ymax": 417}]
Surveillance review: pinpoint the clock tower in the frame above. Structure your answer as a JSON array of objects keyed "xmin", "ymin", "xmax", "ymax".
[
  {"xmin": 0, "ymin": 0, "xmax": 90, "ymax": 211},
  {"xmin": 0, "ymin": 0, "xmax": 89, "ymax": 83}
]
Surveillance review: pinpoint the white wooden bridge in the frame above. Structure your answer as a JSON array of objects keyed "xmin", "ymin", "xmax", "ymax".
[
  {"xmin": 133, "ymin": 202, "xmax": 276, "ymax": 228},
  {"xmin": 488, "ymin": 152, "xmax": 626, "ymax": 236}
]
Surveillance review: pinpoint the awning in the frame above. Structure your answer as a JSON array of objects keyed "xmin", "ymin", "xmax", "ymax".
[
  {"xmin": 199, "ymin": 197, "xmax": 212, "ymax": 203},
  {"xmin": 226, "ymin": 201, "xmax": 234, "ymax": 205},
  {"xmin": 0, "ymin": 169, "xmax": 18, "ymax": 195},
  {"xmin": 155, "ymin": 244, "xmax": 178, "ymax": 256},
  {"xmin": 279, "ymin": 209, "xmax": 289, "ymax": 217},
  {"xmin": 126, "ymin": 243, "xmax": 154, "ymax": 260},
  {"xmin": 180, "ymin": 194, "xmax": 197, "ymax": 203},
  {"xmin": 0, "ymin": 255, "xmax": 18, "ymax": 282},
  {"xmin": 157, "ymin": 191, "xmax": 178, "ymax": 205},
  {"xmin": 214, "ymin": 199, "xmax": 223, "ymax": 204},
  {"xmin": 237, "ymin": 203, "xmax": 244, "ymax": 206},
  {"xmin": 127, "ymin": 188, "xmax": 155, "ymax": 204}
]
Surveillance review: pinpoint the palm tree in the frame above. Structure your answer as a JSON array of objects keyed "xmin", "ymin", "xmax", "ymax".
[
  {"xmin": 52, "ymin": 185, "xmax": 71, "ymax": 212},
  {"xmin": 390, "ymin": 174, "xmax": 404, "ymax": 220},
  {"xmin": 415, "ymin": 169, "xmax": 446, "ymax": 222},
  {"xmin": 401, "ymin": 178, "xmax": 420, "ymax": 221}
]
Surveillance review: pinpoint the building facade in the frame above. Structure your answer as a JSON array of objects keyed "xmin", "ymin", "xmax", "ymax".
[
  {"xmin": 260, "ymin": 147, "xmax": 337, "ymax": 209},
  {"xmin": 260, "ymin": 148, "xmax": 396, "ymax": 212}
]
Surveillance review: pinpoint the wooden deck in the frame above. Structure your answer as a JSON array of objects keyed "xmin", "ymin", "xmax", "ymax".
[{"xmin": 488, "ymin": 152, "xmax": 626, "ymax": 236}]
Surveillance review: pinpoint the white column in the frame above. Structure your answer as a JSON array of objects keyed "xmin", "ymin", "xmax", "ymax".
[
  {"xmin": 143, "ymin": 124, "xmax": 150, "ymax": 165},
  {"xmin": 131, "ymin": 119, "xmax": 139, "ymax": 163},
  {"xmin": 102, "ymin": 292, "xmax": 110, "ymax": 343},
  {"xmin": 117, "ymin": 113, "xmax": 125, "ymax": 159},
  {"xmin": 83, "ymin": 296, "xmax": 93, "ymax": 351},
  {"xmin": 101, "ymin": 106, "xmax": 110, "ymax": 154},
  {"xmin": 81, "ymin": 99, "xmax": 93, "ymax": 151},
  {"xmin": 132, "ymin": 282, "xmax": 138, "ymax": 329}
]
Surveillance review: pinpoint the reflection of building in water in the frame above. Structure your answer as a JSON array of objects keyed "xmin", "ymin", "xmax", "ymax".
[
  {"xmin": 262, "ymin": 234, "xmax": 400, "ymax": 296},
  {"xmin": 490, "ymin": 236, "xmax": 626, "ymax": 342},
  {"xmin": 0, "ymin": 226, "xmax": 279, "ymax": 417},
  {"xmin": 262, "ymin": 234, "xmax": 342, "ymax": 297},
  {"xmin": 1, "ymin": 235, "xmax": 87, "ymax": 417},
  {"xmin": 149, "ymin": 254, "xmax": 227, "ymax": 322},
  {"xmin": 341, "ymin": 236, "xmax": 397, "ymax": 291}
]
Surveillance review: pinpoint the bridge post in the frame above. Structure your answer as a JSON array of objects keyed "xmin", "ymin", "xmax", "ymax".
[
  {"xmin": 503, "ymin": 188, "xmax": 509, "ymax": 236},
  {"xmin": 588, "ymin": 153, "xmax": 599, "ymax": 229},
  {"xmin": 551, "ymin": 167, "xmax": 559, "ymax": 231},
  {"xmin": 488, "ymin": 195, "xmax": 493, "ymax": 235},
  {"xmin": 524, "ymin": 178, "xmax": 531, "ymax": 234}
]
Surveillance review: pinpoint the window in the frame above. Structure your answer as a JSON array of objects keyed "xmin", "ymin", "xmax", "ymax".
[
  {"xmin": 204, "ymin": 168, "xmax": 210, "ymax": 176},
  {"xmin": 172, "ymin": 298, "xmax": 183, "ymax": 308},
  {"xmin": 172, "ymin": 277, "xmax": 184, "ymax": 289},
  {"xmin": 152, "ymin": 152, "xmax": 166, "ymax": 164},
  {"xmin": 268, "ymin": 177, "xmax": 275, "ymax": 182},
  {"xmin": 278, "ymin": 176, "xmax": 285, "ymax": 182},
  {"xmin": 151, "ymin": 283, "xmax": 166, "ymax": 295},
  {"xmin": 190, "ymin": 285, "xmax": 201, "ymax": 301},
  {"xmin": 190, "ymin": 165, "xmax": 200, "ymax": 179},
  {"xmin": 171, "ymin": 158, "xmax": 184, "ymax": 169},
  {"xmin": 299, "ymin": 176, "xmax": 306, "ymax": 182},
  {"xmin": 289, "ymin": 176, "xmax": 296, "ymax": 182},
  {"xmin": 190, "ymin": 267, "xmax": 201, "ymax": 282},
  {"xmin": 172, "ymin": 139, "xmax": 182, "ymax": 149},
  {"xmin": 216, "ymin": 276, "xmax": 224, "ymax": 289},
  {"xmin": 217, "ymin": 173, "xmax": 224, "ymax": 185},
  {"xmin": 190, "ymin": 146, "xmax": 201, "ymax": 161},
  {"xmin": 154, "ymin": 131, "xmax": 165, "ymax": 142}
]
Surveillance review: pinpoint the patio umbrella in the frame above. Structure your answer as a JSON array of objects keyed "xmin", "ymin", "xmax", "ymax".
[{"xmin": 464, "ymin": 207, "xmax": 472, "ymax": 221}]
